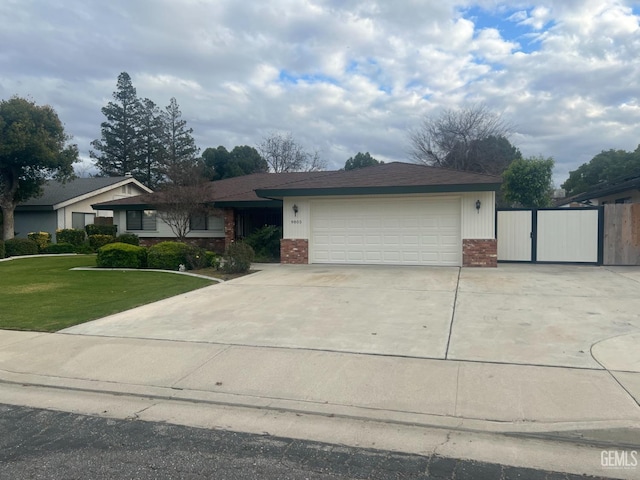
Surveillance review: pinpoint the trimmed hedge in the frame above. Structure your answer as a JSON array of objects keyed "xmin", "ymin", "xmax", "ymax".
[
  {"xmin": 86, "ymin": 224, "xmax": 117, "ymax": 236},
  {"xmin": 116, "ymin": 233, "xmax": 140, "ymax": 246},
  {"xmin": 0, "ymin": 239, "xmax": 4, "ymax": 259},
  {"xmin": 27, "ymin": 231, "xmax": 52, "ymax": 251},
  {"xmin": 147, "ymin": 241, "xmax": 193, "ymax": 271},
  {"xmin": 89, "ymin": 234, "xmax": 116, "ymax": 250},
  {"xmin": 96, "ymin": 242, "xmax": 147, "ymax": 268},
  {"xmin": 42, "ymin": 242, "xmax": 76, "ymax": 254},
  {"xmin": 56, "ymin": 229, "xmax": 86, "ymax": 246},
  {"xmin": 5, "ymin": 238, "xmax": 39, "ymax": 257},
  {"xmin": 222, "ymin": 241, "xmax": 254, "ymax": 274}
]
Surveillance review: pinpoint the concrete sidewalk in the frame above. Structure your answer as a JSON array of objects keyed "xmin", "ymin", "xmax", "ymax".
[{"xmin": 1, "ymin": 329, "xmax": 639, "ymax": 479}]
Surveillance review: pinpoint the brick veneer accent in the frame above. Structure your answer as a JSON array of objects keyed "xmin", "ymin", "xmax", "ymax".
[
  {"xmin": 281, "ymin": 239, "xmax": 309, "ymax": 264},
  {"xmin": 223, "ymin": 208, "xmax": 235, "ymax": 250},
  {"xmin": 463, "ymin": 239, "xmax": 497, "ymax": 267}
]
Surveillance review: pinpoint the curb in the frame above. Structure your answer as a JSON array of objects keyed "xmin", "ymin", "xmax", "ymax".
[{"xmin": 0, "ymin": 367, "xmax": 638, "ymax": 449}]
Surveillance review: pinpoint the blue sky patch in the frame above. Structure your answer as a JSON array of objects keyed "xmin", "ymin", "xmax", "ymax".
[{"xmin": 462, "ymin": 5, "xmax": 545, "ymax": 55}]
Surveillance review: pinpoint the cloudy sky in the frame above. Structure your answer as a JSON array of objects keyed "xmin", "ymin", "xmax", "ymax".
[{"xmin": 1, "ymin": 0, "xmax": 639, "ymax": 185}]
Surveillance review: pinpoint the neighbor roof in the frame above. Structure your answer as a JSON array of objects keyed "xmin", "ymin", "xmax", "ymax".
[
  {"xmin": 17, "ymin": 177, "xmax": 151, "ymax": 211},
  {"xmin": 555, "ymin": 171, "xmax": 640, "ymax": 206},
  {"xmin": 256, "ymin": 162, "xmax": 502, "ymax": 198}
]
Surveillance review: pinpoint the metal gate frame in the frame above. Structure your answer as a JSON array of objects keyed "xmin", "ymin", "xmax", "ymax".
[{"xmin": 496, "ymin": 207, "xmax": 604, "ymax": 265}]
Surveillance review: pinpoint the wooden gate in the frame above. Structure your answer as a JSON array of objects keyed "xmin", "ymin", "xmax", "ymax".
[
  {"xmin": 603, "ymin": 204, "xmax": 640, "ymax": 265},
  {"xmin": 497, "ymin": 208, "xmax": 603, "ymax": 264}
]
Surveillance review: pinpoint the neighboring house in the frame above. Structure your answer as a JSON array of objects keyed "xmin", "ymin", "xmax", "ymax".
[
  {"xmin": 94, "ymin": 162, "xmax": 501, "ymax": 267},
  {"xmin": 14, "ymin": 177, "xmax": 152, "ymax": 239},
  {"xmin": 556, "ymin": 172, "xmax": 640, "ymax": 207}
]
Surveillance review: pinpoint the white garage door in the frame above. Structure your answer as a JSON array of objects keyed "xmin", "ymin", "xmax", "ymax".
[{"xmin": 311, "ymin": 197, "xmax": 461, "ymax": 266}]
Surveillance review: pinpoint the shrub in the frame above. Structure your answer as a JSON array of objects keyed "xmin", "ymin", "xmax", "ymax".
[
  {"xmin": 89, "ymin": 234, "xmax": 116, "ymax": 250},
  {"xmin": 184, "ymin": 246, "xmax": 209, "ymax": 270},
  {"xmin": 56, "ymin": 229, "xmax": 86, "ymax": 246},
  {"xmin": 74, "ymin": 243, "xmax": 95, "ymax": 254},
  {"xmin": 205, "ymin": 251, "xmax": 221, "ymax": 269},
  {"xmin": 117, "ymin": 233, "xmax": 140, "ymax": 246},
  {"xmin": 85, "ymin": 224, "xmax": 117, "ymax": 236},
  {"xmin": 27, "ymin": 231, "xmax": 52, "ymax": 251},
  {"xmin": 96, "ymin": 242, "xmax": 147, "ymax": 268},
  {"xmin": 147, "ymin": 241, "xmax": 193, "ymax": 271},
  {"xmin": 42, "ymin": 242, "xmax": 76, "ymax": 254},
  {"xmin": 0, "ymin": 239, "xmax": 4, "ymax": 259},
  {"xmin": 244, "ymin": 225, "xmax": 282, "ymax": 261},
  {"xmin": 5, "ymin": 238, "xmax": 39, "ymax": 257},
  {"xmin": 222, "ymin": 241, "xmax": 254, "ymax": 274}
]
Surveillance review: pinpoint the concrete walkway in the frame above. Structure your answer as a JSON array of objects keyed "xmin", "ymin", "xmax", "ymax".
[{"xmin": 1, "ymin": 263, "xmax": 640, "ymax": 478}]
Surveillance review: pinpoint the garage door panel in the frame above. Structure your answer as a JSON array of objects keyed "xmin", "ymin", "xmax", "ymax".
[{"xmin": 311, "ymin": 198, "xmax": 461, "ymax": 266}]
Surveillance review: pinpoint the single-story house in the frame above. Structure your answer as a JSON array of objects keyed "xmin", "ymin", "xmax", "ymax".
[
  {"xmin": 14, "ymin": 176, "xmax": 151, "ymax": 238},
  {"xmin": 556, "ymin": 171, "xmax": 640, "ymax": 207},
  {"xmin": 94, "ymin": 162, "xmax": 501, "ymax": 267}
]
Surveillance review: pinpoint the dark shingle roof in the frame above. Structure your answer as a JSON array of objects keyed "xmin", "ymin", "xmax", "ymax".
[
  {"xmin": 18, "ymin": 177, "xmax": 136, "ymax": 209},
  {"xmin": 256, "ymin": 162, "xmax": 501, "ymax": 197},
  {"xmin": 93, "ymin": 162, "xmax": 501, "ymax": 210}
]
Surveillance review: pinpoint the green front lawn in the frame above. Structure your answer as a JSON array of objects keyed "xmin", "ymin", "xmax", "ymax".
[{"xmin": 0, "ymin": 255, "xmax": 214, "ymax": 332}]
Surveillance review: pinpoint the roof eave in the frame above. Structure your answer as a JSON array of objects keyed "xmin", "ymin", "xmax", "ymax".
[{"xmin": 255, "ymin": 183, "xmax": 502, "ymax": 198}]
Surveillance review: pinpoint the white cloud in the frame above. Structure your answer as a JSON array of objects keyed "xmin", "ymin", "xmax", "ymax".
[{"xmin": 0, "ymin": 0, "xmax": 639, "ymax": 184}]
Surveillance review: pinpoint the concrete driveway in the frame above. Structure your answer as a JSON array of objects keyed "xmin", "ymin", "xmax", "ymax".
[{"xmin": 62, "ymin": 263, "xmax": 640, "ymax": 371}]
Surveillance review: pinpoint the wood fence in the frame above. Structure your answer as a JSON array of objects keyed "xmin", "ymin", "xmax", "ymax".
[{"xmin": 603, "ymin": 204, "xmax": 640, "ymax": 265}]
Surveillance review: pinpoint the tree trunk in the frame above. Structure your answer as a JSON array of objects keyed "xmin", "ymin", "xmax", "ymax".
[{"xmin": 1, "ymin": 204, "xmax": 15, "ymax": 240}]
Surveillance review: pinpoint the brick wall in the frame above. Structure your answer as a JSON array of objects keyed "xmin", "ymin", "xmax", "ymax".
[
  {"xmin": 281, "ymin": 239, "xmax": 309, "ymax": 264},
  {"xmin": 223, "ymin": 208, "xmax": 235, "ymax": 250},
  {"xmin": 463, "ymin": 239, "xmax": 497, "ymax": 267}
]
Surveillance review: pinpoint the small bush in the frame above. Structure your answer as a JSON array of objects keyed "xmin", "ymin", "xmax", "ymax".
[
  {"xmin": 27, "ymin": 231, "xmax": 52, "ymax": 251},
  {"xmin": 244, "ymin": 225, "xmax": 282, "ymax": 261},
  {"xmin": 42, "ymin": 242, "xmax": 76, "ymax": 254},
  {"xmin": 184, "ymin": 246, "xmax": 209, "ymax": 270},
  {"xmin": 117, "ymin": 233, "xmax": 140, "ymax": 246},
  {"xmin": 96, "ymin": 242, "xmax": 147, "ymax": 268},
  {"xmin": 89, "ymin": 234, "xmax": 116, "ymax": 250},
  {"xmin": 85, "ymin": 224, "xmax": 117, "ymax": 236},
  {"xmin": 5, "ymin": 238, "xmax": 39, "ymax": 257},
  {"xmin": 0, "ymin": 239, "xmax": 5, "ymax": 259},
  {"xmin": 56, "ymin": 229, "xmax": 86, "ymax": 246},
  {"xmin": 147, "ymin": 241, "xmax": 192, "ymax": 271},
  {"xmin": 222, "ymin": 241, "xmax": 254, "ymax": 274},
  {"xmin": 74, "ymin": 243, "xmax": 95, "ymax": 254},
  {"xmin": 205, "ymin": 251, "xmax": 221, "ymax": 269}
]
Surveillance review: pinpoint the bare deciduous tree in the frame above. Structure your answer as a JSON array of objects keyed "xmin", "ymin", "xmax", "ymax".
[
  {"xmin": 408, "ymin": 104, "xmax": 517, "ymax": 175},
  {"xmin": 258, "ymin": 132, "xmax": 325, "ymax": 172}
]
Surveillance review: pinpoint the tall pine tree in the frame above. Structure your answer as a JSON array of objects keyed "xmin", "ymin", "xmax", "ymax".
[
  {"xmin": 90, "ymin": 72, "xmax": 142, "ymax": 180},
  {"xmin": 136, "ymin": 98, "xmax": 164, "ymax": 188},
  {"xmin": 160, "ymin": 97, "xmax": 200, "ymax": 185}
]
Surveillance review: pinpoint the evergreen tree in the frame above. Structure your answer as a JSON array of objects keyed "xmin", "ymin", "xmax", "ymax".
[
  {"xmin": 90, "ymin": 72, "xmax": 142, "ymax": 179},
  {"xmin": 160, "ymin": 97, "xmax": 200, "ymax": 185},
  {"xmin": 136, "ymin": 98, "xmax": 164, "ymax": 188}
]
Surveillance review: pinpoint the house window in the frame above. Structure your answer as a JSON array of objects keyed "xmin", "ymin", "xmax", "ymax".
[
  {"xmin": 190, "ymin": 213, "xmax": 208, "ymax": 231},
  {"xmin": 189, "ymin": 214, "xmax": 224, "ymax": 232},
  {"xmin": 126, "ymin": 210, "xmax": 157, "ymax": 231},
  {"xmin": 72, "ymin": 212, "xmax": 95, "ymax": 230}
]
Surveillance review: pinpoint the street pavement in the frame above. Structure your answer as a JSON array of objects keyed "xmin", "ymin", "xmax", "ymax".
[{"xmin": 0, "ymin": 404, "xmax": 618, "ymax": 479}]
